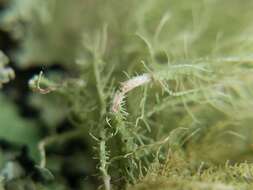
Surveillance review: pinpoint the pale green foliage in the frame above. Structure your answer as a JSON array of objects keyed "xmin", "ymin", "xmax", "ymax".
[
  {"xmin": 1, "ymin": 0, "xmax": 138, "ymax": 67},
  {"xmin": 1, "ymin": 0, "xmax": 86, "ymax": 66},
  {"xmin": 1, "ymin": 0, "xmax": 253, "ymax": 189}
]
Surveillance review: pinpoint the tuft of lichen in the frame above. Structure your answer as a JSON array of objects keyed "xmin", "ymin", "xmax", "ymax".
[{"xmin": 1, "ymin": 0, "xmax": 253, "ymax": 189}]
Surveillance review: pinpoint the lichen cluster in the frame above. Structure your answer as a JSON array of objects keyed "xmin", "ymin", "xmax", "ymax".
[{"xmin": 1, "ymin": 0, "xmax": 253, "ymax": 189}]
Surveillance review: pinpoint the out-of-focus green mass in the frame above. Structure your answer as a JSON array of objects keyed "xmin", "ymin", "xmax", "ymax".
[
  {"xmin": 1, "ymin": 0, "xmax": 139, "ymax": 67},
  {"xmin": 1, "ymin": 0, "xmax": 253, "ymax": 67},
  {"xmin": 1, "ymin": 0, "xmax": 253, "ymax": 189}
]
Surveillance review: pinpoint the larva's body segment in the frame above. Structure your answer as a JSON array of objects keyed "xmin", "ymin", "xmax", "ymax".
[
  {"xmin": 120, "ymin": 74, "xmax": 152, "ymax": 93},
  {"xmin": 111, "ymin": 74, "xmax": 152, "ymax": 113},
  {"xmin": 111, "ymin": 91, "xmax": 125, "ymax": 113}
]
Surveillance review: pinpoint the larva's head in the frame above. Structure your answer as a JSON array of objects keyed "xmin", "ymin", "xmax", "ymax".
[{"xmin": 111, "ymin": 91, "xmax": 125, "ymax": 113}]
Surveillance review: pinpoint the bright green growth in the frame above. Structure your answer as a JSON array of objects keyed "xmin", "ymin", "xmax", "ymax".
[
  {"xmin": 1, "ymin": 0, "xmax": 253, "ymax": 190},
  {"xmin": 0, "ymin": 94, "xmax": 41, "ymax": 160}
]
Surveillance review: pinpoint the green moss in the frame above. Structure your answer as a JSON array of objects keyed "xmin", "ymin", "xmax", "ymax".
[{"xmin": 128, "ymin": 152, "xmax": 253, "ymax": 190}]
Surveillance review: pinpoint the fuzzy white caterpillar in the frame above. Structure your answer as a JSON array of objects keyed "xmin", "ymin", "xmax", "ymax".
[
  {"xmin": 111, "ymin": 74, "xmax": 152, "ymax": 113},
  {"xmin": 121, "ymin": 74, "xmax": 152, "ymax": 93},
  {"xmin": 111, "ymin": 71, "xmax": 201, "ymax": 113}
]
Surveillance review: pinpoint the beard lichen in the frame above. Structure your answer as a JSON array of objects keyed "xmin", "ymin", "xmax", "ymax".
[{"xmin": 1, "ymin": 0, "xmax": 253, "ymax": 190}]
